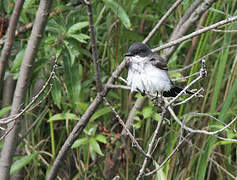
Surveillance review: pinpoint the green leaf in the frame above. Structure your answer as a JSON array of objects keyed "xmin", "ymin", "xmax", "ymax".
[
  {"xmin": 11, "ymin": 49, "xmax": 25, "ymax": 73},
  {"xmin": 71, "ymin": 137, "xmax": 88, "ymax": 149},
  {"xmin": 63, "ymin": 40, "xmax": 80, "ymax": 65},
  {"xmin": 153, "ymin": 113, "xmax": 161, "ymax": 121},
  {"xmin": 90, "ymin": 107, "xmax": 111, "ymax": 122},
  {"xmin": 219, "ymin": 78, "xmax": 237, "ymax": 122},
  {"xmin": 51, "ymin": 79, "xmax": 62, "ymax": 109},
  {"xmin": 103, "ymin": 0, "xmax": 131, "ymax": 29},
  {"xmin": 0, "ymin": 106, "xmax": 11, "ymax": 118},
  {"xmin": 89, "ymin": 138, "xmax": 104, "ymax": 156},
  {"xmin": 95, "ymin": 134, "xmax": 107, "ymax": 144},
  {"xmin": 67, "ymin": 34, "xmax": 90, "ymax": 43},
  {"xmin": 142, "ymin": 106, "xmax": 153, "ymax": 119},
  {"xmin": 67, "ymin": 22, "xmax": 89, "ymax": 34},
  {"xmin": 10, "ymin": 153, "xmax": 38, "ymax": 175},
  {"xmin": 153, "ymin": 161, "xmax": 167, "ymax": 180},
  {"xmin": 48, "ymin": 112, "xmax": 80, "ymax": 122}
]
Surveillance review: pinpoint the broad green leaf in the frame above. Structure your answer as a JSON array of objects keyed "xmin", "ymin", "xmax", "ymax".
[
  {"xmin": 46, "ymin": 19, "xmax": 66, "ymax": 34},
  {"xmin": 0, "ymin": 106, "xmax": 11, "ymax": 118},
  {"xmin": 63, "ymin": 40, "xmax": 80, "ymax": 65},
  {"xmin": 11, "ymin": 49, "xmax": 25, "ymax": 73},
  {"xmin": 48, "ymin": 112, "xmax": 80, "ymax": 122},
  {"xmin": 68, "ymin": 22, "xmax": 89, "ymax": 34},
  {"xmin": 142, "ymin": 106, "xmax": 153, "ymax": 119},
  {"xmin": 10, "ymin": 153, "xmax": 38, "ymax": 175},
  {"xmin": 71, "ymin": 137, "xmax": 88, "ymax": 149},
  {"xmin": 89, "ymin": 138, "xmax": 104, "ymax": 156},
  {"xmin": 90, "ymin": 107, "xmax": 111, "ymax": 122},
  {"xmin": 86, "ymin": 124, "xmax": 98, "ymax": 136},
  {"xmin": 23, "ymin": 0, "xmax": 35, "ymax": 10},
  {"xmin": 103, "ymin": 0, "xmax": 131, "ymax": 29},
  {"xmin": 153, "ymin": 113, "xmax": 161, "ymax": 121},
  {"xmin": 67, "ymin": 34, "xmax": 90, "ymax": 43},
  {"xmin": 76, "ymin": 102, "xmax": 89, "ymax": 115},
  {"xmin": 95, "ymin": 134, "xmax": 107, "ymax": 144}
]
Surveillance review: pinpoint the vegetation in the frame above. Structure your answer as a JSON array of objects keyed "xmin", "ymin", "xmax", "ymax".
[{"xmin": 0, "ymin": 0, "xmax": 236, "ymax": 179}]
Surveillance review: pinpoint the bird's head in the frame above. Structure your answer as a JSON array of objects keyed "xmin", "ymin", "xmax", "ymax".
[{"xmin": 124, "ymin": 42, "xmax": 152, "ymax": 58}]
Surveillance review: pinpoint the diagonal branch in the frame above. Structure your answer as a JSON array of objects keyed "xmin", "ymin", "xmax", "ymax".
[
  {"xmin": 153, "ymin": 15, "xmax": 237, "ymax": 53},
  {"xmin": 162, "ymin": 0, "xmax": 215, "ymax": 59},
  {"xmin": 143, "ymin": 0, "xmax": 184, "ymax": 44},
  {"xmin": 47, "ymin": 58, "xmax": 128, "ymax": 180}
]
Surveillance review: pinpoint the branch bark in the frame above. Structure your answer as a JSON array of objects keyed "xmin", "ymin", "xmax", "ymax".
[
  {"xmin": 86, "ymin": 0, "xmax": 103, "ymax": 92},
  {"xmin": 0, "ymin": 0, "xmax": 52, "ymax": 179},
  {"xmin": 153, "ymin": 15, "xmax": 237, "ymax": 53},
  {"xmin": 0, "ymin": 0, "xmax": 25, "ymax": 96},
  {"xmin": 162, "ymin": 0, "xmax": 215, "ymax": 60},
  {"xmin": 47, "ymin": 59, "xmax": 127, "ymax": 180}
]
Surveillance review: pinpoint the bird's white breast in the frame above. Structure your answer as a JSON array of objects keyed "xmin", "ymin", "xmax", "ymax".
[{"xmin": 127, "ymin": 56, "xmax": 172, "ymax": 94}]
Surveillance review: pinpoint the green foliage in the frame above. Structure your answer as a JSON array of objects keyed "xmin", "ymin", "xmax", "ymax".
[
  {"xmin": 0, "ymin": 106, "xmax": 11, "ymax": 118},
  {"xmin": 102, "ymin": 0, "xmax": 131, "ymax": 29},
  {"xmin": 10, "ymin": 153, "xmax": 38, "ymax": 175},
  {"xmin": 1, "ymin": 0, "xmax": 237, "ymax": 179},
  {"xmin": 72, "ymin": 124, "xmax": 107, "ymax": 161}
]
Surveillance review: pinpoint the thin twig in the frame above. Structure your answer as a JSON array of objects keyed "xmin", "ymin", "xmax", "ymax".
[
  {"xmin": 103, "ymin": 97, "xmax": 149, "ymax": 159},
  {"xmin": 167, "ymin": 104, "xmax": 237, "ymax": 135},
  {"xmin": 184, "ymin": 112, "xmax": 228, "ymax": 127},
  {"xmin": 107, "ymin": 84, "xmax": 131, "ymax": 90},
  {"xmin": 136, "ymin": 108, "xmax": 166, "ymax": 180},
  {"xmin": 171, "ymin": 71, "xmax": 200, "ymax": 82},
  {"xmin": 145, "ymin": 133, "xmax": 191, "ymax": 176},
  {"xmin": 173, "ymin": 88, "xmax": 204, "ymax": 106},
  {"xmin": 170, "ymin": 44, "xmax": 237, "ymax": 73},
  {"xmin": 0, "ymin": 57, "xmax": 58, "ymax": 124},
  {"xmin": 166, "ymin": 59, "xmax": 207, "ymax": 108},
  {"xmin": 216, "ymin": 136, "xmax": 237, "ymax": 142}
]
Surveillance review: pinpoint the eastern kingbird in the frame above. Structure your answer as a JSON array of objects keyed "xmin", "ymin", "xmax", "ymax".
[{"xmin": 125, "ymin": 42, "xmax": 191, "ymax": 97}]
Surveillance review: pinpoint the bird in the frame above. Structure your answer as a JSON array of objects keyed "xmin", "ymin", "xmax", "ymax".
[{"xmin": 124, "ymin": 42, "xmax": 192, "ymax": 97}]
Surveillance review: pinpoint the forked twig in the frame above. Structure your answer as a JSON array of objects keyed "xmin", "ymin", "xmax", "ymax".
[{"xmin": 103, "ymin": 97, "xmax": 150, "ymax": 159}]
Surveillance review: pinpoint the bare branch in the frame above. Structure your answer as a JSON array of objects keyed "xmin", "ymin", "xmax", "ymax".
[
  {"xmin": 0, "ymin": 0, "xmax": 25, "ymax": 93},
  {"xmin": 106, "ymin": 84, "xmax": 131, "ymax": 90},
  {"xmin": 173, "ymin": 88, "xmax": 204, "ymax": 106},
  {"xmin": 136, "ymin": 108, "xmax": 166, "ymax": 180},
  {"xmin": 162, "ymin": 0, "xmax": 215, "ymax": 59},
  {"xmin": 145, "ymin": 133, "xmax": 191, "ymax": 177},
  {"xmin": 167, "ymin": 104, "xmax": 237, "ymax": 135},
  {"xmin": 103, "ymin": 97, "xmax": 149, "ymax": 158},
  {"xmin": 170, "ymin": 44, "xmax": 237, "ymax": 73},
  {"xmin": 166, "ymin": 59, "xmax": 207, "ymax": 108},
  {"xmin": 153, "ymin": 16, "xmax": 237, "ymax": 53},
  {"xmin": 143, "ymin": 0, "xmax": 184, "ymax": 44},
  {"xmin": 86, "ymin": 0, "xmax": 103, "ymax": 92},
  {"xmin": 0, "ymin": 58, "xmax": 57, "ymax": 124}
]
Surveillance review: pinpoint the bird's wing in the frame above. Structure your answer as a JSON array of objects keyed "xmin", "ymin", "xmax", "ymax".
[{"xmin": 149, "ymin": 54, "xmax": 168, "ymax": 70}]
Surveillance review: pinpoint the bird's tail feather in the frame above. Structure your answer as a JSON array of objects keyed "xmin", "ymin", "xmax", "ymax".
[{"xmin": 163, "ymin": 86, "xmax": 193, "ymax": 97}]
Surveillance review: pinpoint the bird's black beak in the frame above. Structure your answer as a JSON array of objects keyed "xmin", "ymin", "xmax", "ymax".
[{"xmin": 124, "ymin": 52, "xmax": 133, "ymax": 57}]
